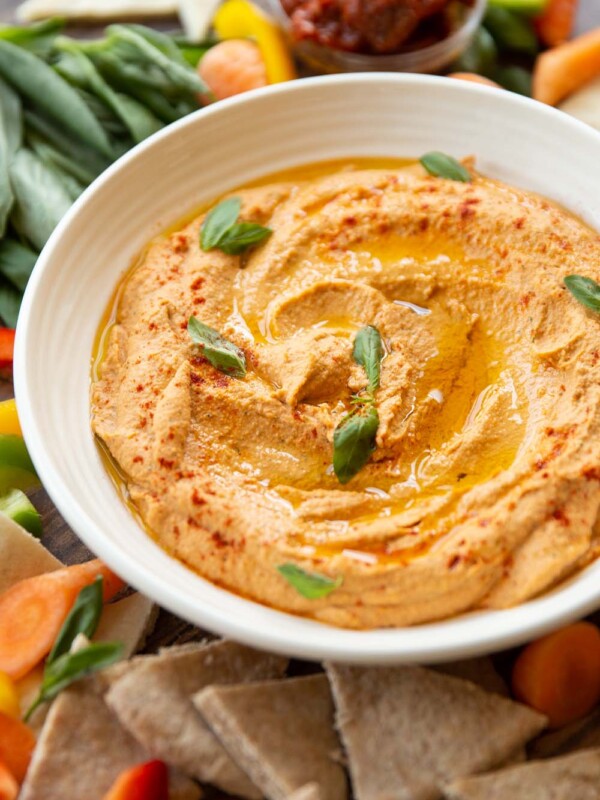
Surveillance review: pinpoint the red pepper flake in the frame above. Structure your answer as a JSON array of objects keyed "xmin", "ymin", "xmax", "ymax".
[
  {"xmin": 132, "ymin": 455, "xmax": 144, "ymax": 464},
  {"xmin": 148, "ymin": 322, "xmax": 157, "ymax": 331},
  {"xmin": 459, "ymin": 203, "xmax": 475, "ymax": 220},
  {"xmin": 158, "ymin": 457, "xmax": 175, "ymax": 469},
  {"xmin": 419, "ymin": 218, "xmax": 429, "ymax": 232},
  {"xmin": 513, "ymin": 217, "xmax": 525, "ymax": 229},
  {"xmin": 190, "ymin": 372, "xmax": 204, "ymax": 385},
  {"xmin": 582, "ymin": 466, "xmax": 600, "ymax": 481},
  {"xmin": 193, "ymin": 297, "xmax": 206, "ymax": 305},
  {"xmin": 520, "ymin": 292, "xmax": 535, "ymax": 308},
  {"xmin": 136, "ymin": 384, "xmax": 144, "ymax": 393},
  {"xmin": 211, "ymin": 531, "xmax": 228, "ymax": 548},
  {"xmin": 344, "ymin": 216, "xmax": 357, "ymax": 227},
  {"xmin": 191, "ymin": 489, "xmax": 206, "ymax": 506},
  {"xmin": 551, "ymin": 508, "xmax": 570, "ymax": 526},
  {"xmin": 447, "ymin": 554, "xmax": 461, "ymax": 570},
  {"xmin": 311, "ymin": 428, "xmax": 318, "ymax": 439}
]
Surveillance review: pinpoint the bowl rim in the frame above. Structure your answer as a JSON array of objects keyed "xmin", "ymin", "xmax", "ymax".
[{"xmin": 14, "ymin": 72, "xmax": 600, "ymax": 664}]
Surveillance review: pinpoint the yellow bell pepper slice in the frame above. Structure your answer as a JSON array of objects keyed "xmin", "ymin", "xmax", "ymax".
[
  {"xmin": 213, "ymin": 0, "xmax": 297, "ymax": 84},
  {"xmin": 0, "ymin": 400, "xmax": 21, "ymax": 438},
  {"xmin": 0, "ymin": 671, "xmax": 20, "ymax": 719}
]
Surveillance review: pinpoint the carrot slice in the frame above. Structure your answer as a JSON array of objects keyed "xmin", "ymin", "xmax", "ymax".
[
  {"xmin": 533, "ymin": 26, "xmax": 600, "ymax": 106},
  {"xmin": 0, "ymin": 759, "xmax": 18, "ymax": 800},
  {"xmin": 535, "ymin": 0, "xmax": 578, "ymax": 47},
  {"xmin": 512, "ymin": 621, "xmax": 600, "ymax": 728},
  {"xmin": 103, "ymin": 760, "xmax": 169, "ymax": 800},
  {"xmin": 447, "ymin": 72, "xmax": 502, "ymax": 88},
  {"xmin": 0, "ymin": 559, "xmax": 124, "ymax": 680},
  {"xmin": 0, "ymin": 712, "xmax": 35, "ymax": 783},
  {"xmin": 198, "ymin": 39, "xmax": 268, "ymax": 101}
]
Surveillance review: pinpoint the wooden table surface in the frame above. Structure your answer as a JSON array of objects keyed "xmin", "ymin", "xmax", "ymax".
[{"xmin": 0, "ymin": 0, "xmax": 597, "ymax": 648}]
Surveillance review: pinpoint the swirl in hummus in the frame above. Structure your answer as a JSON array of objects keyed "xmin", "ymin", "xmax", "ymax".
[{"xmin": 91, "ymin": 159, "xmax": 600, "ymax": 629}]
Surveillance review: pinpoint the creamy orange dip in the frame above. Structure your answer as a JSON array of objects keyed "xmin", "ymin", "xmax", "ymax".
[{"xmin": 91, "ymin": 158, "xmax": 600, "ymax": 628}]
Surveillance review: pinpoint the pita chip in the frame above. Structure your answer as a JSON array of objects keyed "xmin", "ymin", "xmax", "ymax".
[
  {"xmin": 106, "ymin": 639, "xmax": 287, "ymax": 798},
  {"xmin": 287, "ymin": 783, "xmax": 321, "ymax": 800},
  {"xmin": 435, "ymin": 656, "xmax": 508, "ymax": 696},
  {"xmin": 20, "ymin": 677, "xmax": 201, "ymax": 800},
  {"xmin": 444, "ymin": 748, "xmax": 600, "ymax": 800},
  {"xmin": 529, "ymin": 708, "xmax": 600, "ymax": 759},
  {"xmin": 195, "ymin": 674, "xmax": 348, "ymax": 800},
  {"xmin": 0, "ymin": 514, "xmax": 60, "ymax": 592},
  {"xmin": 326, "ymin": 664, "xmax": 547, "ymax": 800},
  {"xmin": 94, "ymin": 592, "xmax": 158, "ymax": 657}
]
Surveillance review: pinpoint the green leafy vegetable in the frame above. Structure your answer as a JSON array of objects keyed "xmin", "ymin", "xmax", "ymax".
[
  {"xmin": 25, "ymin": 641, "xmax": 123, "ymax": 721},
  {"xmin": 54, "ymin": 43, "xmax": 163, "ymax": 144},
  {"xmin": 201, "ymin": 197, "xmax": 242, "ymax": 251},
  {"xmin": 353, "ymin": 325, "xmax": 384, "ymax": 393},
  {"xmin": 564, "ymin": 275, "xmax": 600, "ymax": 313},
  {"xmin": 496, "ymin": 66, "xmax": 532, "ymax": 97},
  {"xmin": 0, "ymin": 239, "xmax": 37, "ymax": 292},
  {"xmin": 0, "ymin": 18, "xmax": 65, "ymax": 55},
  {"xmin": 483, "ymin": 6, "xmax": 539, "ymax": 55},
  {"xmin": 0, "ymin": 39, "xmax": 113, "ymax": 157},
  {"xmin": 333, "ymin": 405, "xmax": 379, "ymax": 484},
  {"xmin": 188, "ymin": 316, "xmax": 247, "ymax": 378},
  {"xmin": 48, "ymin": 576, "xmax": 104, "ymax": 663},
  {"xmin": 0, "ymin": 76, "xmax": 22, "ymax": 156},
  {"xmin": 200, "ymin": 197, "xmax": 272, "ymax": 255},
  {"xmin": 0, "ymin": 488, "xmax": 41, "ymax": 537},
  {"xmin": 277, "ymin": 564, "xmax": 342, "ymax": 599},
  {"xmin": 9, "ymin": 148, "xmax": 73, "ymax": 251},
  {"xmin": 452, "ymin": 27, "xmax": 498, "ymax": 77},
  {"xmin": 0, "ymin": 279, "xmax": 21, "ymax": 329},
  {"xmin": 420, "ymin": 152, "xmax": 471, "ymax": 182}
]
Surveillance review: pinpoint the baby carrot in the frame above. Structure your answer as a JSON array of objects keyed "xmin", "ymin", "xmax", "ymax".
[
  {"xmin": 512, "ymin": 621, "xmax": 600, "ymax": 728},
  {"xmin": 0, "ymin": 559, "xmax": 124, "ymax": 680},
  {"xmin": 0, "ymin": 712, "xmax": 35, "ymax": 783}
]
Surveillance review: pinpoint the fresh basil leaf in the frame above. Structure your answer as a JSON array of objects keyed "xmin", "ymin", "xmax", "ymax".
[
  {"xmin": 564, "ymin": 275, "xmax": 600, "ymax": 314},
  {"xmin": 48, "ymin": 576, "xmax": 104, "ymax": 665},
  {"xmin": 188, "ymin": 316, "xmax": 246, "ymax": 378},
  {"xmin": 200, "ymin": 196, "xmax": 241, "ymax": 251},
  {"xmin": 218, "ymin": 222, "xmax": 272, "ymax": 255},
  {"xmin": 353, "ymin": 325, "xmax": 383, "ymax": 393},
  {"xmin": 420, "ymin": 152, "xmax": 471, "ymax": 183},
  {"xmin": 333, "ymin": 405, "xmax": 379, "ymax": 484},
  {"xmin": 277, "ymin": 563, "xmax": 342, "ymax": 599},
  {"xmin": 25, "ymin": 641, "xmax": 123, "ymax": 721}
]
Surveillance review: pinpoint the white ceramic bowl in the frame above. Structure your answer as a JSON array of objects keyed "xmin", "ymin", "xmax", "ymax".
[{"xmin": 15, "ymin": 74, "xmax": 600, "ymax": 664}]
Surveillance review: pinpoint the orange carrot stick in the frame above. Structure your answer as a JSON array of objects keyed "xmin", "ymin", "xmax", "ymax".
[
  {"xmin": 0, "ymin": 712, "xmax": 35, "ymax": 783},
  {"xmin": 535, "ymin": 0, "xmax": 579, "ymax": 47},
  {"xmin": 0, "ymin": 559, "xmax": 124, "ymax": 680},
  {"xmin": 0, "ymin": 759, "xmax": 18, "ymax": 800},
  {"xmin": 533, "ymin": 26, "xmax": 600, "ymax": 106},
  {"xmin": 512, "ymin": 621, "xmax": 600, "ymax": 728},
  {"xmin": 447, "ymin": 72, "xmax": 502, "ymax": 88}
]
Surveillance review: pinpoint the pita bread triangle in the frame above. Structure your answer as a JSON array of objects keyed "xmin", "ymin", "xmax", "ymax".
[
  {"xmin": 445, "ymin": 748, "xmax": 600, "ymax": 799},
  {"xmin": 20, "ymin": 676, "xmax": 200, "ymax": 800},
  {"xmin": 106, "ymin": 639, "xmax": 287, "ymax": 798},
  {"xmin": 194, "ymin": 674, "xmax": 348, "ymax": 800},
  {"xmin": 325, "ymin": 663, "xmax": 547, "ymax": 800}
]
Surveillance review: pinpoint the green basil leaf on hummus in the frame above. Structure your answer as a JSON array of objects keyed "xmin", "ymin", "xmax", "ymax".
[
  {"xmin": 333, "ymin": 405, "xmax": 379, "ymax": 484},
  {"xmin": 218, "ymin": 221, "xmax": 272, "ymax": 255},
  {"xmin": 188, "ymin": 316, "xmax": 247, "ymax": 378},
  {"xmin": 278, "ymin": 563, "xmax": 342, "ymax": 599},
  {"xmin": 200, "ymin": 196, "xmax": 241, "ymax": 251},
  {"xmin": 420, "ymin": 152, "xmax": 471, "ymax": 183},
  {"xmin": 353, "ymin": 325, "xmax": 384, "ymax": 393},
  {"xmin": 564, "ymin": 275, "xmax": 600, "ymax": 313},
  {"xmin": 200, "ymin": 197, "xmax": 271, "ymax": 255}
]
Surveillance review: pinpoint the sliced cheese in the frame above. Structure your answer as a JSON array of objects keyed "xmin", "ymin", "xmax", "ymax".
[{"xmin": 16, "ymin": 0, "xmax": 178, "ymax": 22}]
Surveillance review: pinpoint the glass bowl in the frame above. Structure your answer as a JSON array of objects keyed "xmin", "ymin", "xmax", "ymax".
[{"xmin": 262, "ymin": 0, "xmax": 487, "ymax": 74}]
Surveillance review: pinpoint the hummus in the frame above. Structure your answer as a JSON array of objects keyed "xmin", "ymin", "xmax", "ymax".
[{"xmin": 91, "ymin": 160, "xmax": 600, "ymax": 628}]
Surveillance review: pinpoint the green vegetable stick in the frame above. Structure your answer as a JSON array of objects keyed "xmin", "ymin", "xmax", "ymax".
[
  {"xmin": 0, "ymin": 238, "xmax": 37, "ymax": 292},
  {"xmin": 9, "ymin": 149, "xmax": 73, "ymax": 251},
  {"xmin": 0, "ymin": 39, "xmax": 113, "ymax": 157},
  {"xmin": 0, "ymin": 488, "xmax": 41, "ymax": 537}
]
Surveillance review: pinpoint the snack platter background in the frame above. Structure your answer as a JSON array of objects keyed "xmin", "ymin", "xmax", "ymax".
[{"xmin": 1, "ymin": 0, "xmax": 599, "ymax": 650}]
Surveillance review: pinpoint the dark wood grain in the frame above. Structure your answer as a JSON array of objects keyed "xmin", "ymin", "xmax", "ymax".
[{"xmin": 0, "ymin": 0, "xmax": 597, "ymax": 650}]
